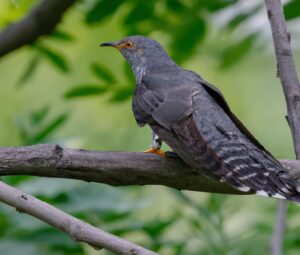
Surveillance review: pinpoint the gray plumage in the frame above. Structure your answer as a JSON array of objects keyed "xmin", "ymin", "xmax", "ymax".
[{"xmin": 101, "ymin": 35, "xmax": 300, "ymax": 203}]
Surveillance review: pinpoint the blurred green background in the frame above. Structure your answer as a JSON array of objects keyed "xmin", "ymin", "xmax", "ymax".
[{"xmin": 1, "ymin": 0, "xmax": 300, "ymax": 254}]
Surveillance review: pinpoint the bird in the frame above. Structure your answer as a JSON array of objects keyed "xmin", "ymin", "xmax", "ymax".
[{"xmin": 100, "ymin": 35, "xmax": 300, "ymax": 203}]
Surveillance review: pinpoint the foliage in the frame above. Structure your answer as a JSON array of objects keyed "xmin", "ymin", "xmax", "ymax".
[{"xmin": 1, "ymin": 0, "xmax": 300, "ymax": 254}]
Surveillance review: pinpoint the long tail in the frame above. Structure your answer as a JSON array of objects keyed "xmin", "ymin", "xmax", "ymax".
[{"xmin": 237, "ymin": 171, "xmax": 300, "ymax": 204}]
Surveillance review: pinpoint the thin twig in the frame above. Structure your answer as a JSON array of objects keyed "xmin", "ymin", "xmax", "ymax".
[
  {"xmin": 0, "ymin": 181, "xmax": 158, "ymax": 255},
  {"xmin": 264, "ymin": 0, "xmax": 300, "ymax": 154},
  {"xmin": 270, "ymin": 200, "xmax": 287, "ymax": 255},
  {"xmin": 0, "ymin": 0, "xmax": 76, "ymax": 58},
  {"xmin": 0, "ymin": 144, "xmax": 300, "ymax": 195},
  {"xmin": 264, "ymin": 1, "xmax": 300, "ymax": 255}
]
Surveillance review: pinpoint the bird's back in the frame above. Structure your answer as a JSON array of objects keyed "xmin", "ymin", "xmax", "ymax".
[{"xmin": 136, "ymin": 70, "xmax": 300, "ymax": 202}]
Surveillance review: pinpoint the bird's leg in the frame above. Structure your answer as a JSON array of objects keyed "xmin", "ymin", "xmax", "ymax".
[{"xmin": 143, "ymin": 132, "xmax": 166, "ymax": 158}]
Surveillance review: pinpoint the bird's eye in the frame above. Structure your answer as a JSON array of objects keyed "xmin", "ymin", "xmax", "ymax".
[{"xmin": 125, "ymin": 41, "xmax": 134, "ymax": 49}]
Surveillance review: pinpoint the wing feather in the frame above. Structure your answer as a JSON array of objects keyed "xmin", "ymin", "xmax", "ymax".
[
  {"xmin": 134, "ymin": 74, "xmax": 194, "ymax": 129},
  {"xmin": 201, "ymin": 80, "xmax": 283, "ymax": 167},
  {"xmin": 133, "ymin": 71, "xmax": 300, "ymax": 202},
  {"xmin": 192, "ymin": 83, "xmax": 300, "ymax": 200}
]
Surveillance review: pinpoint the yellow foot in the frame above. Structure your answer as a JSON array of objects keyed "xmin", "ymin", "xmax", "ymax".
[{"xmin": 143, "ymin": 147, "xmax": 166, "ymax": 158}]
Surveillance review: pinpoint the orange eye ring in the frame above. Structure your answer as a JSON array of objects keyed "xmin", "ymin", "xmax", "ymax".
[{"xmin": 125, "ymin": 41, "xmax": 134, "ymax": 49}]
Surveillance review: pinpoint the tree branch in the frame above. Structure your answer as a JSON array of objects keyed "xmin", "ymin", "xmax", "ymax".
[
  {"xmin": 270, "ymin": 200, "xmax": 287, "ymax": 255},
  {"xmin": 265, "ymin": 0, "xmax": 300, "ymax": 155},
  {"xmin": 0, "ymin": 144, "xmax": 299, "ymax": 195},
  {"xmin": 0, "ymin": 0, "xmax": 76, "ymax": 58},
  {"xmin": 264, "ymin": 1, "xmax": 300, "ymax": 255},
  {"xmin": 0, "ymin": 180, "xmax": 158, "ymax": 255}
]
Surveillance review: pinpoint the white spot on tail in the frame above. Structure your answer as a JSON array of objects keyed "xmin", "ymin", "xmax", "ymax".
[
  {"xmin": 239, "ymin": 172, "xmax": 257, "ymax": 180},
  {"xmin": 224, "ymin": 155, "xmax": 247, "ymax": 164},
  {"xmin": 256, "ymin": 190, "xmax": 286, "ymax": 200},
  {"xmin": 272, "ymin": 194, "xmax": 286, "ymax": 200},
  {"xmin": 250, "ymin": 163, "xmax": 261, "ymax": 168},
  {"xmin": 281, "ymin": 187, "xmax": 289, "ymax": 193},
  {"xmin": 218, "ymin": 146, "xmax": 244, "ymax": 157},
  {"xmin": 225, "ymin": 171, "xmax": 233, "ymax": 177},
  {"xmin": 256, "ymin": 190, "xmax": 269, "ymax": 197},
  {"xmin": 233, "ymin": 164, "xmax": 248, "ymax": 172},
  {"xmin": 238, "ymin": 186, "xmax": 251, "ymax": 192}
]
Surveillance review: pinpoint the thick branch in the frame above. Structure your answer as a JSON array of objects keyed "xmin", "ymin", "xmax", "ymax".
[
  {"xmin": 0, "ymin": 181, "xmax": 157, "ymax": 255},
  {"xmin": 0, "ymin": 144, "xmax": 299, "ymax": 195},
  {"xmin": 0, "ymin": 0, "xmax": 76, "ymax": 58}
]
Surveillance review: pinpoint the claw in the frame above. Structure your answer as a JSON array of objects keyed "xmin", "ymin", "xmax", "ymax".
[{"xmin": 143, "ymin": 147, "xmax": 166, "ymax": 158}]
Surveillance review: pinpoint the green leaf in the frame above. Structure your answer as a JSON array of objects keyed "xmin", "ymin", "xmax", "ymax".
[
  {"xmin": 220, "ymin": 33, "xmax": 257, "ymax": 69},
  {"xmin": 85, "ymin": 0, "xmax": 123, "ymax": 24},
  {"xmin": 15, "ymin": 116, "xmax": 30, "ymax": 144},
  {"xmin": 170, "ymin": 190, "xmax": 218, "ymax": 227},
  {"xmin": 0, "ymin": 213, "xmax": 10, "ymax": 236},
  {"xmin": 170, "ymin": 16, "xmax": 206, "ymax": 63},
  {"xmin": 2, "ymin": 176, "xmax": 33, "ymax": 186},
  {"xmin": 0, "ymin": 240, "xmax": 42, "ymax": 255},
  {"xmin": 64, "ymin": 85, "xmax": 107, "ymax": 98},
  {"xmin": 49, "ymin": 30, "xmax": 74, "ymax": 42},
  {"xmin": 54, "ymin": 184, "xmax": 149, "ymax": 214},
  {"xmin": 34, "ymin": 44, "xmax": 69, "ymax": 72},
  {"xmin": 142, "ymin": 219, "xmax": 175, "ymax": 237},
  {"xmin": 166, "ymin": 0, "xmax": 186, "ymax": 14},
  {"xmin": 124, "ymin": 2, "xmax": 155, "ymax": 25},
  {"xmin": 30, "ymin": 106, "xmax": 50, "ymax": 125},
  {"xmin": 90, "ymin": 63, "xmax": 116, "ymax": 83},
  {"xmin": 30, "ymin": 113, "xmax": 68, "ymax": 144},
  {"xmin": 123, "ymin": 62, "xmax": 135, "ymax": 85},
  {"xmin": 99, "ymin": 211, "xmax": 132, "ymax": 222},
  {"xmin": 227, "ymin": 5, "xmax": 261, "ymax": 30},
  {"xmin": 109, "ymin": 86, "xmax": 134, "ymax": 102},
  {"xmin": 284, "ymin": 0, "xmax": 300, "ymax": 20},
  {"xmin": 197, "ymin": 0, "xmax": 239, "ymax": 12},
  {"xmin": 20, "ymin": 228, "xmax": 81, "ymax": 248},
  {"xmin": 17, "ymin": 56, "xmax": 40, "ymax": 86}
]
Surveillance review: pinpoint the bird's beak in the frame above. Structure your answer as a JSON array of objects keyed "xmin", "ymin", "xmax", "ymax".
[
  {"xmin": 100, "ymin": 41, "xmax": 123, "ymax": 50},
  {"xmin": 99, "ymin": 42, "xmax": 116, "ymax": 47}
]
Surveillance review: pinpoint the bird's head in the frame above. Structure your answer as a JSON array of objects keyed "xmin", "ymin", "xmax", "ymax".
[{"xmin": 100, "ymin": 36, "xmax": 177, "ymax": 81}]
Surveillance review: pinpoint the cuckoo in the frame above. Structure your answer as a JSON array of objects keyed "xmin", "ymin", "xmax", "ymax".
[{"xmin": 101, "ymin": 36, "xmax": 300, "ymax": 203}]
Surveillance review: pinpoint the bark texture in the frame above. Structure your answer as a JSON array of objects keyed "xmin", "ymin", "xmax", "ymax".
[{"xmin": 0, "ymin": 144, "xmax": 299, "ymax": 195}]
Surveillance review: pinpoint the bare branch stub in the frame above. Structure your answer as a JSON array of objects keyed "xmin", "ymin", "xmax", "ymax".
[{"xmin": 0, "ymin": 0, "xmax": 76, "ymax": 58}]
